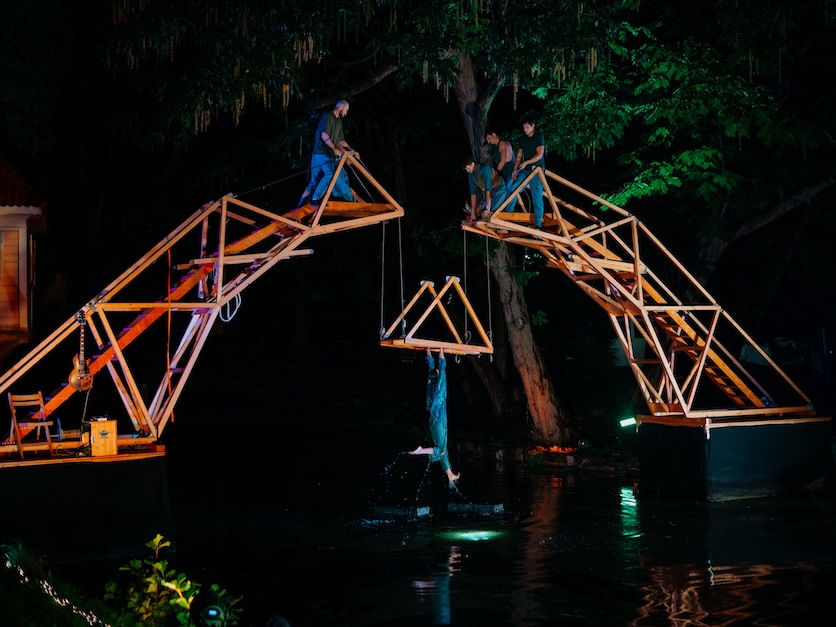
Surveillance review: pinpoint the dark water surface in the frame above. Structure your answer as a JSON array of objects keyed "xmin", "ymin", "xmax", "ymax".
[{"xmin": 147, "ymin": 413, "xmax": 836, "ymax": 627}]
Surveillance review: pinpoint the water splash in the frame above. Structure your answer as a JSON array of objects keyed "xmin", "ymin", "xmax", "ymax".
[{"xmin": 368, "ymin": 453, "xmax": 434, "ymax": 521}]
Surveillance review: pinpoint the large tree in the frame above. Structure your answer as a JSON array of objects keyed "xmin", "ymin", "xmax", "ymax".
[
  {"xmin": 98, "ymin": 0, "xmax": 625, "ymax": 444},
  {"xmin": 92, "ymin": 0, "xmax": 836, "ymax": 442}
]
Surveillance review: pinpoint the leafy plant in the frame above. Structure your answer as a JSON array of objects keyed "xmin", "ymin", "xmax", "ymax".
[{"xmin": 104, "ymin": 534, "xmax": 241, "ymax": 626}]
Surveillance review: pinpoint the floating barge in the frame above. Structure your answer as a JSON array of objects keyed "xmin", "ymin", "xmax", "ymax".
[
  {"xmin": 638, "ymin": 413, "xmax": 833, "ymax": 501},
  {"xmin": 464, "ymin": 168, "xmax": 834, "ymax": 500},
  {"xmin": 0, "ymin": 447, "xmax": 172, "ymax": 562}
]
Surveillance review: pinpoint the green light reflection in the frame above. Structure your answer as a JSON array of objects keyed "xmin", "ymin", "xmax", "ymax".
[{"xmin": 439, "ymin": 530, "xmax": 504, "ymax": 542}]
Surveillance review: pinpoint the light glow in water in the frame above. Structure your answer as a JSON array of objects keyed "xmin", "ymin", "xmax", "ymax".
[{"xmin": 440, "ymin": 530, "xmax": 504, "ymax": 542}]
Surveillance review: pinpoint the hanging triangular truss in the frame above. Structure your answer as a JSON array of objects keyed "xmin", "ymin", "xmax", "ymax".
[
  {"xmin": 1, "ymin": 153, "xmax": 403, "ymax": 456},
  {"xmin": 380, "ymin": 275, "xmax": 493, "ymax": 356},
  {"xmin": 463, "ymin": 167, "xmax": 816, "ymax": 420}
]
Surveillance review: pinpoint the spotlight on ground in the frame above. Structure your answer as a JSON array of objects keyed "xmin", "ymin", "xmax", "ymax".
[{"xmin": 190, "ymin": 589, "xmax": 228, "ymax": 627}]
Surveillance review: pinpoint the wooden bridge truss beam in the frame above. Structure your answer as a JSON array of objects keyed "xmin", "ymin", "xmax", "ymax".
[
  {"xmin": 1, "ymin": 153, "xmax": 404, "ymax": 453},
  {"xmin": 463, "ymin": 167, "xmax": 814, "ymax": 420}
]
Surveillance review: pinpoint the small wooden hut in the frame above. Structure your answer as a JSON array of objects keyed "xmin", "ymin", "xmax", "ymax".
[{"xmin": 0, "ymin": 156, "xmax": 47, "ymax": 365}]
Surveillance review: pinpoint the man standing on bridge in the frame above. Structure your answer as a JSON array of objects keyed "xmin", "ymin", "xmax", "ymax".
[
  {"xmin": 510, "ymin": 115, "xmax": 546, "ymax": 229},
  {"xmin": 298, "ymin": 99, "xmax": 359, "ymax": 207}
]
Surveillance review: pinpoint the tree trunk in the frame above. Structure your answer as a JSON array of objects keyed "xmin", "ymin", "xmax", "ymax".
[
  {"xmin": 492, "ymin": 241, "xmax": 570, "ymax": 443},
  {"xmin": 451, "ymin": 50, "xmax": 570, "ymax": 444}
]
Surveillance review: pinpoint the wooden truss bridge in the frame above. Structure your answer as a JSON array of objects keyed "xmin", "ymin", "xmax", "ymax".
[
  {"xmin": 0, "ymin": 153, "xmax": 404, "ymax": 462},
  {"xmin": 462, "ymin": 167, "xmax": 820, "ymax": 424},
  {"xmin": 1, "ymin": 153, "xmax": 826, "ymax": 466}
]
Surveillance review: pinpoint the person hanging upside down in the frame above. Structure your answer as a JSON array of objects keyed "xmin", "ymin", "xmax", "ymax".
[{"xmin": 410, "ymin": 347, "xmax": 461, "ymax": 486}]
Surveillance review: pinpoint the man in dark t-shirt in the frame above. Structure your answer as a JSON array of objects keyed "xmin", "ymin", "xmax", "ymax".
[
  {"xmin": 510, "ymin": 116, "xmax": 546, "ymax": 228},
  {"xmin": 299, "ymin": 100, "xmax": 359, "ymax": 206}
]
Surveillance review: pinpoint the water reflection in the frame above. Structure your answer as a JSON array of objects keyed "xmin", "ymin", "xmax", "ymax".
[
  {"xmin": 631, "ymin": 558, "xmax": 823, "ymax": 626},
  {"xmin": 410, "ymin": 545, "xmax": 461, "ymax": 625},
  {"xmin": 164, "ymin": 426, "xmax": 836, "ymax": 627},
  {"xmin": 628, "ymin": 487, "xmax": 833, "ymax": 626},
  {"xmin": 509, "ymin": 475, "xmax": 562, "ymax": 626}
]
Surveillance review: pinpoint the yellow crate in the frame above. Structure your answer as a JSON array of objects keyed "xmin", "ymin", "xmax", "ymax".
[{"xmin": 90, "ymin": 420, "xmax": 117, "ymax": 456}]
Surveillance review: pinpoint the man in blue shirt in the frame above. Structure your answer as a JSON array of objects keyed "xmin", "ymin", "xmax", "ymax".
[
  {"xmin": 510, "ymin": 115, "xmax": 546, "ymax": 228},
  {"xmin": 463, "ymin": 157, "xmax": 508, "ymax": 221}
]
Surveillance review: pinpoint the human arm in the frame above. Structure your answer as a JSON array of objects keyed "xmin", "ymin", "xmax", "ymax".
[
  {"xmin": 320, "ymin": 131, "xmax": 357, "ymax": 158},
  {"xmin": 337, "ymin": 139, "xmax": 358, "ymax": 160},
  {"xmin": 320, "ymin": 130, "xmax": 342, "ymax": 157},
  {"xmin": 466, "ymin": 173, "xmax": 479, "ymax": 219},
  {"xmin": 480, "ymin": 164, "xmax": 495, "ymax": 212},
  {"xmin": 513, "ymin": 147, "xmax": 523, "ymax": 179}
]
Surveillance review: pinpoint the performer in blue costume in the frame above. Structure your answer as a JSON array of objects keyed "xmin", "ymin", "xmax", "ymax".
[{"xmin": 410, "ymin": 348, "xmax": 461, "ymax": 486}]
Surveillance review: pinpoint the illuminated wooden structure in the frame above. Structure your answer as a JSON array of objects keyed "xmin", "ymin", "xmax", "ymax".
[
  {"xmin": 380, "ymin": 275, "xmax": 493, "ymax": 356},
  {"xmin": 462, "ymin": 167, "xmax": 833, "ymax": 499},
  {"xmin": 0, "ymin": 152, "xmax": 403, "ymax": 464}
]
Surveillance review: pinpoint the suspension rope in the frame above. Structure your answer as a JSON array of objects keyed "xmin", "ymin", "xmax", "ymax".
[
  {"xmin": 463, "ymin": 229, "xmax": 470, "ymax": 342},
  {"xmin": 231, "ymin": 168, "xmax": 308, "ymax": 200},
  {"xmin": 378, "ymin": 217, "xmax": 406, "ymax": 338},
  {"xmin": 398, "ymin": 217, "xmax": 406, "ymax": 336},
  {"xmin": 347, "ymin": 158, "xmax": 375, "ymax": 201},
  {"xmin": 486, "ymin": 236, "xmax": 493, "ymax": 362},
  {"xmin": 379, "ymin": 220, "xmax": 386, "ymax": 337}
]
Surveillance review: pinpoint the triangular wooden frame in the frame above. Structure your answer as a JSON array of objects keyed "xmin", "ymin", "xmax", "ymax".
[{"xmin": 379, "ymin": 276, "xmax": 493, "ymax": 356}]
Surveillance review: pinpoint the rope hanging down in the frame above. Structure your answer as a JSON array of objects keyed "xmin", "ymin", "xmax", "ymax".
[
  {"xmin": 463, "ymin": 228, "xmax": 494, "ymax": 360},
  {"xmin": 379, "ymin": 215, "xmax": 407, "ymax": 338}
]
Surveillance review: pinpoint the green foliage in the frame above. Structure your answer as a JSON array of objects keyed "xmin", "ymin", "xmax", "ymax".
[
  {"xmin": 104, "ymin": 534, "xmax": 241, "ymax": 627},
  {"xmin": 530, "ymin": 310, "xmax": 549, "ymax": 327},
  {"xmin": 98, "ymin": 0, "xmax": 620, "ymax": 151},
  {"xmin": 537, "ymin": 2, "xmax": 836, "ymax": 270}
]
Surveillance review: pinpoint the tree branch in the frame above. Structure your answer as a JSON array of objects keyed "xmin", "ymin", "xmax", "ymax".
[
  {"xmin": 732, "ymin": 176, "xmax": 836, "ymax": 241},
  {"xmin": 310, "ymin": 63, "xmax": 399, "ymax": 110}
]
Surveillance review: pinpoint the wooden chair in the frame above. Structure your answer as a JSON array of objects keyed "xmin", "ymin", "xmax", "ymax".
[{"xmin": 7, "ymin": 392, "xmax": 54, "ymax": 459}]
